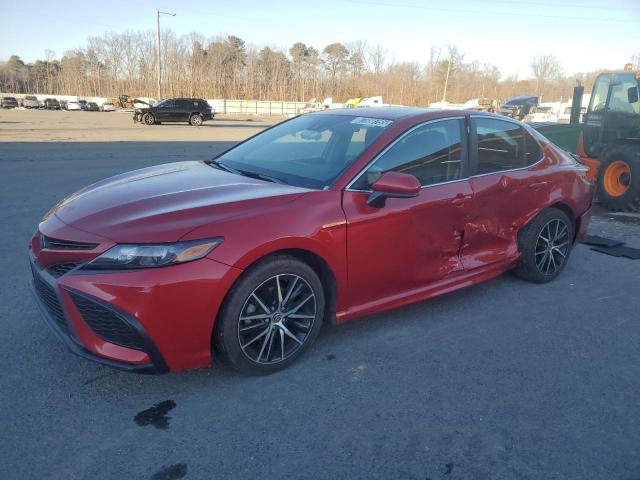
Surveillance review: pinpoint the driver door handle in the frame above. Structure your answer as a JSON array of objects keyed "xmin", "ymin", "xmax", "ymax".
[{"xmin": 530, "ymin": 181, "xmax": 550, "ymax": 189}]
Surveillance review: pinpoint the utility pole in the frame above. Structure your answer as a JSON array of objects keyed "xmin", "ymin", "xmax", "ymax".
[
  {"xmin": 441, "ymin": 55, "xmax": 452, "ymax": 102},
  {"xmin": 156, "ymin": 9, "xmax": 176, "ymax": 100}
]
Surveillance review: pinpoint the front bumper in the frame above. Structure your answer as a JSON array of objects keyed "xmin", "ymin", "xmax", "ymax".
[{"xmin": 30, "ymin": 251, "xmax": 242, "ymax": 373}]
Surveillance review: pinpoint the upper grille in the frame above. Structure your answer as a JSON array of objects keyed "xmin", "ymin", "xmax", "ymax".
[
  {"xmin": 47, "ymin": 263, "xmax": 82, "ymax": 278},
  {"xmin": 32, "ymin": 266, "xmax": 69, "ymax": 334},
  {"xmin": 68, "ymin": 292, "xmax": 146, "ymax": 351},
  {"xmin": 40, "ymin": 234, "xmax": 98, "ymax": 251}
]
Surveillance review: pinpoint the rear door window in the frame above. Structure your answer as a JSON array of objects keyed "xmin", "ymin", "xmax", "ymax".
[
  {"xmin": 523, "ymin": 129, "xmax": 543, "ymax": 166},
  {"xmin": 473, "ymin": 118, "xmax": 524, "ymax": 174}
]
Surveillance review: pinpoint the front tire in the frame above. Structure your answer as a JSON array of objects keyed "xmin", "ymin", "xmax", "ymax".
[
  {"xmin": 513, "ymin": 208, "xmax": 573, "ymax": 283},
  {"xmin": 597, "ymin": 145, "xmax": 640, "ymax": 212},
  {"xmin": 214, "ymin": 255, "xmax": 325, "ymax": 375},
  {"xmin": 142, "ymin": 112, "xmax": 155, "ymax": 125}
]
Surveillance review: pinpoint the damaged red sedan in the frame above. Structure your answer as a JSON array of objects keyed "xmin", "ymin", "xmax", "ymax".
[{"xmin": 29, "ymin": 108, "xmax": 594, "ymax": 374}]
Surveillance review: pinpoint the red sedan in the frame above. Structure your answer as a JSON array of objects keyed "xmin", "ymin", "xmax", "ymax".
[{"xmin": 29, "ymin": 108, "xmax": 594, "ymax": 374}]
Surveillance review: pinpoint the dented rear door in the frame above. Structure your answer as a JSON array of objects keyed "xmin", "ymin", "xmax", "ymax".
[{"xmin": 462, "ymin": 116, "xmax": 544, "ymax": 269}]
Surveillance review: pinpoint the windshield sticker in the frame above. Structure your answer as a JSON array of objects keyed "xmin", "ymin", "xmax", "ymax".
[{"xmin": 350, "ymin": 117, "xmax": 393, "ymax": 128}]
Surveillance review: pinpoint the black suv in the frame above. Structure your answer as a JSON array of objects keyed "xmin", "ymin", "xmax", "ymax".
[
  {"xmin": 43, "ymin": 98, "xmax": 61, "ymax": 110},
  {"xmin": 134, "ymin": 98, "xmax": 214, "ymax": 126},
  {"xmin": 499, "ymin": 96, "xmax": 538, "ymax": 120}
]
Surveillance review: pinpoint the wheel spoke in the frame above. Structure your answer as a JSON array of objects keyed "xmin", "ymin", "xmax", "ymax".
[
  {"xmin": 279, "ymin": 328, "xmax": 285, "ymax": 361},
  {"xmin": 539, "ymin": 224, "xmax": 550, "ymax": 243},
  {"xmin": 537, "ymin": 251, "xmax": 548, "ymax": 270},
  {"xmin": 257, "ymin": 327, "xmax": 273, "ymax": 362},
  {"xmin": 287, "ymin": 313, "xmax": 315, "ymax": 319},
  {"xmin": 282, "ymin": 277, "xmax": 299, "ymax": 307},
  {"xmin": 280, "ymin": 323, "xmax": 303, "ymax": 345},
  {"xmin": 275, "ymin": 275, "xmax": 283, "ymax": 306},
  {"xmin": 284, "ymin": 294, "xmax": 314, "ymax": 316},
  {"xmin": 251, "ymin": 292, "xmax": 271, "ymax": 314},
  {"xmin": 242, "ymin": 327, "xmax": 270, "ymax": 349},
  {"xmin": 289, "ymin": 319, "xmax": 311, "ymax": 331},
  {"xmin": 240, "ymin": 321, "xmax": 268, "ymax": 332},
  {"xmin": 555, "ymin": 226, "xmax": 567, "ymax": 242},
  {"xmin": 554, "ymin": 248, "xmax": 567, "ymax": 258},
  {"xmin": 240, "ymin": 313, "xmax": 270, "ymax": 321},
  {"xmin": 548, "ymin": 251, "xmax": 556, "ymax": 274},
  {"xmin": 544, "ymin": 252, "xmax": 553, "ymax": 274},
  {"xmin": 265, "ymin": 328, "xmax": 276, "ymax": 361}
]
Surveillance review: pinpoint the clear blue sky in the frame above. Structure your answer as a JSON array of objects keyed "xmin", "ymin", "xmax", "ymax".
[{"xmin": 2, "ymin": 0, "xmax": 639, "ymax": 79}]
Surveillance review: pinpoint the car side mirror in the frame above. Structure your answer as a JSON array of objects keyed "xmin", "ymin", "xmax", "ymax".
[
  {"xmin": 628, "ymin": 86, "xmax": 639, "ymax": 104},
  {"xmin": 367, "ymin": 171, "xmax": 421, "ymax": 208}
]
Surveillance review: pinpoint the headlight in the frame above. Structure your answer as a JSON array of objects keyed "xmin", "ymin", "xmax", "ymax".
[{"xmin": 86, "ymin": 238, "xmax": 223, "ymax": 270}]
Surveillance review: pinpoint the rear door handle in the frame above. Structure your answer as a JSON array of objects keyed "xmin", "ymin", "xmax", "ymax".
[{"xmin": 451, "ymin": 193, "xmax": 472, "ymax": 206}]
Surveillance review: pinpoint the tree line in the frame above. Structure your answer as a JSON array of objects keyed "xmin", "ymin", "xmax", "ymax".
[{"xmin": 1, "ymin": 29, "xmax": 638, "ymax": 105}]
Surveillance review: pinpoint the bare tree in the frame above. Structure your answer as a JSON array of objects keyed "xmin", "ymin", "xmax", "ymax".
[
  {"xmin": 531, "ymin": 54, "xmax": 563, "ymax": 99},
  {"xmin": 368, "ymin": 44, "xmax": 387, "ymax": 76},
  {"xmin": 0, "ymin": 29, "xmax": 602, "ymax": 109}
]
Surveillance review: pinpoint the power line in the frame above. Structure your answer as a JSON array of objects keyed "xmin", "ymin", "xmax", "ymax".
[
  {"xmin": 345, "ymin": 0, "xmax": 640, "ymax": 23},
  {"xmin": 462, "ymin": 0, "xmax": 640, "ymax": 12}
]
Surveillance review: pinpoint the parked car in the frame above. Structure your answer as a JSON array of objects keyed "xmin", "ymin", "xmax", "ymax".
[
  {"xmin": 78, "ymin": 100, "xmax": 88, "ymax": 111},
  {"xmin": 500, "ymin": 96, "xmax": 538, "ymax": 120},
  {"xmin": 43, "ymin": 98, "xmax": 60, "ymax": 110},
  {"xmin": 29, "ymin": 108, "xmax": 594, "ymax": 374},
  {"xmin": 133, "ymin": 98, "xmax": 214, "ymax": 126},
  {"xmin": 524, "ymin": 102, "xmax": 562, "ymax": 123},
  {"xmin": 67, "ymin": 101, "xmax": 81, "ymax": 111},
  {"xmin": 1, "ymin": 96, "xmax": 19, "ymax": 109},
  {"xmin": 59, "ymin": 100, "xmax": 68, "ymax": 110},
  {"xmin": 22, "ymin": 95, "xmax": 40, "ymax": 109},
  {"xmin": 101, "ymin": 102, "xmax": 116, "ymax": 112},
  {"xmin": 86, "ymin": 102, "xmax": 100, "ymax": 111},
  {"xmin": 557, "ymin": 95, "xmax": 591, "ymax": 124}
]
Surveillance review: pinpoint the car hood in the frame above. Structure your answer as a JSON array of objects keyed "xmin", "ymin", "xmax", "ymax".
[{"xmin": 49, "ymin": 161, "xmax": 310, "ymax": 243}]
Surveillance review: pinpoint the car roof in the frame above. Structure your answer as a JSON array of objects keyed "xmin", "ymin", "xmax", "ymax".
[
  {"xmin": 304, "ymin": 106, "xmax": 515, "ymax": 123},
  {"xmin": 505, "ymin": 96, "xmax": 538, "ymax": 102},
  {"xmin": 308, "ymin": 106, "xmax": 446, "ymax": 121}
]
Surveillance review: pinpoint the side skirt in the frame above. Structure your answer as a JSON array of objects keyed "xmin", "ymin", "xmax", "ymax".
[{"xmin": 335, "ymin": 257, "xmax": 518, "ymax": 323}]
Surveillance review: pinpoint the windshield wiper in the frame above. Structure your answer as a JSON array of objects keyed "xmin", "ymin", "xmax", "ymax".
[
  {"xmin": 207, "ymin": 159, "xmax": 287, "ymax": 184},
  {"xmin": 207, "ymin": 159, "xmax": 239, "ymax": 174},
  {"xmin": 235, "ymin": 169, "xmax": 288, "ymax": 185}
]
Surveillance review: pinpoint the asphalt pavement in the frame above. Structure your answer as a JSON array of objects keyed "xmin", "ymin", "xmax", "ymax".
[{"xmin": 1, "ymin": 140, "xmax": 639, "ymax": 480}]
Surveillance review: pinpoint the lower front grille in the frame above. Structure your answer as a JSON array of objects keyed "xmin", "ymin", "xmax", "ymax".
[
  {"xmin": 68, "ymin": 292, "xmax": 146, "ymax": 351},
  {"xmin": 47, "ymin": 263, "xmax": 82, "ymax": 278},
  {"xmin": 32, "ymin": 266, "xmax": 69, "ymax": 334}
]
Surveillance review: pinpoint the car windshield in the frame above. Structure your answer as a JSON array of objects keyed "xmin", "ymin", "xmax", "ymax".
[
  {"xmin": 213, "ymin": 114, "xmax": 392, "ymax": 189},
  {"xmin": 155, "ymin": 99, "xmax": 170, "ymax": 107}
]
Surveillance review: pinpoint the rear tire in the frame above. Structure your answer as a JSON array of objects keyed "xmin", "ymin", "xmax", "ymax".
[
  {"xmin": 189, "ymin": 113, "xmax": 203, "ymax": 126},
  {"xmin": 513, "ymin": 208, "xmax": 574, "ymax": 283},
  {"xmin": 214, "ymin": 255, "xmax": 325, "ymax": 375},
  {"xmin": 596, "ymin": 145, "xmax": 640, "ymax": 212},
  {"xmin": 142, "ymin": 113, "xmax": 155, "ymax": 125}
]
